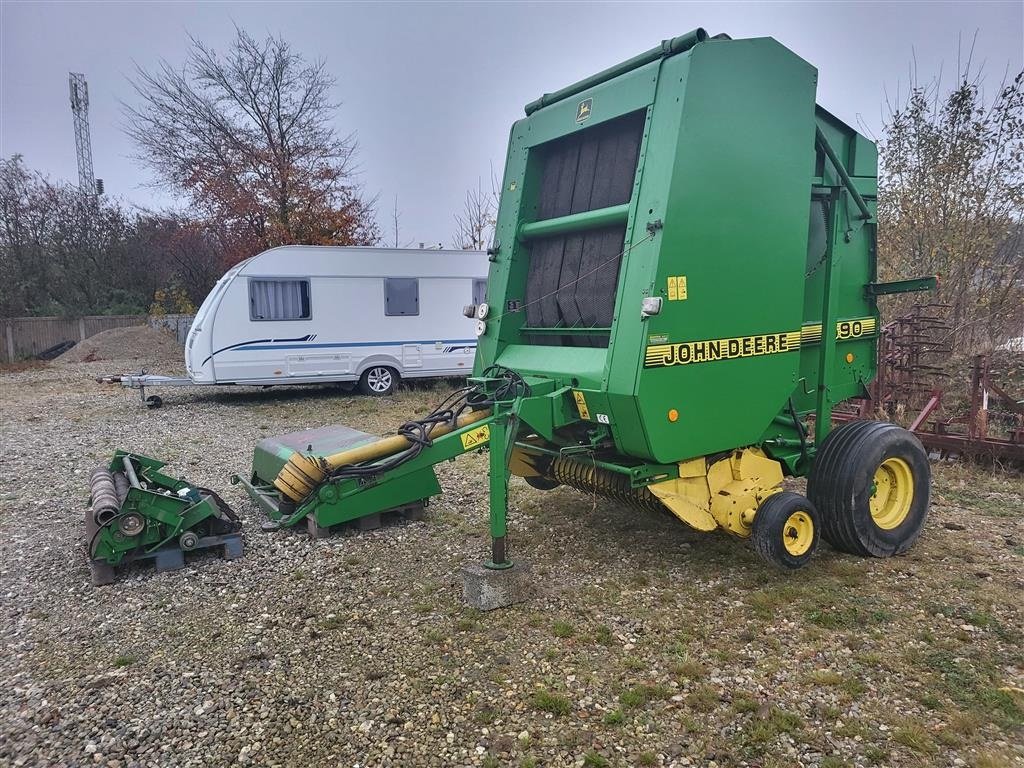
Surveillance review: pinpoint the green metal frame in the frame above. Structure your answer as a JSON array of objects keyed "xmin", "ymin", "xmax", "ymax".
[{"xmin": 90, "ymin": 452, "xmax": 226, "ymax": 566}]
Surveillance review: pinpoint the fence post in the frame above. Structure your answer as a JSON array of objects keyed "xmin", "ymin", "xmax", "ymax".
[
  {"xmin": 78, "ymin": 317, "xmax": 87, "ymax": 341},
  {"xmin": 4, "ymin": 323, "xmax": 13, "ymax": 363}
]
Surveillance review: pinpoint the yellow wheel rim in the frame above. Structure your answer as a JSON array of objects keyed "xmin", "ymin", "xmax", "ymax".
[
  {"xmin": 783, "ymin": 511, "xmax": 814, "ymax": 556},
  {"xmin": 870, "ymin": 457, "xmax": 914, "ymax": 530}
]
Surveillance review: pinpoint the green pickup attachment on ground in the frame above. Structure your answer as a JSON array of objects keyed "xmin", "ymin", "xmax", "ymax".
[
  {"xmin": 236, "ymin": 405, "xmax": 498, "ymax": 537},
  {"xmin": 86, "ymin": 451, "xmax": 242, "ymax": 585}
]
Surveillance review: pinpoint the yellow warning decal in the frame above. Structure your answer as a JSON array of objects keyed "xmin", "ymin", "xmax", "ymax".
[
  {"xmin": 572, "ymin": 390, "xmax": 591, "ymax": 420},
  {"xmin": 645, "ymin": 317, "xmax": 876, "ymax": 369},
  {"xmin": 667, "ymin": 275, "xmax": 688, "ymax": 301},
  {"xmin": 460, "ymin": 424, "xmax": 490, "ymax": 450}
]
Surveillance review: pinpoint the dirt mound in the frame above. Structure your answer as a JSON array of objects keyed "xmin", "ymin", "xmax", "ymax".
[{"xmin": 57, "ymin": 325, "xmax": 183, "ymax": 364}]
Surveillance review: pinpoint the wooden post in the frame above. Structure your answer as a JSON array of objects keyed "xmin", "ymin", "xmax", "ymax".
[
  {"xmin": 78, "ymin": 317, "xmax": 87, "ymax": 341},
  {"xmin": 4, "ymin": 322, "xmax": 13, "ymax": 363}
]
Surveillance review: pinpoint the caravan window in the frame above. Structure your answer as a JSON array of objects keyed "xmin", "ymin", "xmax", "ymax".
[
  {"xmin": 384, "ymin": 278, "xmax": 419, "ymax": 316},
  {"xmin": 249, "ymin": 279, "xmax": 311, "ymax": 321},
  {"xmin": 473, "ymin": 279, "xmax": 487, "ymax": 306}
]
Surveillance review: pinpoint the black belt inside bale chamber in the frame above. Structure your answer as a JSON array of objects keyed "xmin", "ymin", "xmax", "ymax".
[{"xmin": 525, "ymin": 110, "xmax": 645, "ymax": 347}]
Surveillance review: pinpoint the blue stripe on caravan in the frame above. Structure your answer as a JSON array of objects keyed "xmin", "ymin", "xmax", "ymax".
[{"xmin": 233, "ymin": 339, "xmax": 477, "ymax": 352}]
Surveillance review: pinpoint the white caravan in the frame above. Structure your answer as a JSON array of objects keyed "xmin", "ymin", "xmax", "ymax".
[{"xmin": 113, "ymin": 246, "xmax": 488, "ymax": 403}]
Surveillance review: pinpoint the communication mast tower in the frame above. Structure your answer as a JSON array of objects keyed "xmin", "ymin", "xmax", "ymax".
[{"xmin": 69, "ymin": 72, "xmax": 101, "ymax": 196}]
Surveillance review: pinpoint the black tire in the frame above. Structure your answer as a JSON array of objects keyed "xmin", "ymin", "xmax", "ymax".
[
  {"xmin": 808, "ymin": 420, "xmax": 930, "ymax": 557},
  {"xmin": 751, "ymin": 491, "xmax": 820, "ymax": 569},
  {"xmin": 524, "ymin": 475, "xmax": 560, "ymax": 491},
  {"xmin": 358, "ymin": 366, "xmax": 399, "ymax": 396},
  {"xmin": 37, "ymin": 339, "xmax": 75, "ymax": 360},
  {"xmin": 145, "ymin": 395, "xmax": 163, "ymax": 409}
]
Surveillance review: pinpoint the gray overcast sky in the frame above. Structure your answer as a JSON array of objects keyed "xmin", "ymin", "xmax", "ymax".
[{"xmin": 2, "ymin": 1, "xmax": 1022, "ymax": 247}]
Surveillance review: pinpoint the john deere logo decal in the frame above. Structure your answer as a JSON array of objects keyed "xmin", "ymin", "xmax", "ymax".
[
  {"xmin": 576, "ymin": 98, "xmax": 592, "ymax": 123},
  {"xmin": 644, "ymin": 317, "xmax": 877, "ymax": 368}
]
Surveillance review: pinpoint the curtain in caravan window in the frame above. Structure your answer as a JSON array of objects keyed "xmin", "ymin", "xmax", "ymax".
[{"xmin": 249, "ymin": 279, "xmax": 311, "ymax": 321}]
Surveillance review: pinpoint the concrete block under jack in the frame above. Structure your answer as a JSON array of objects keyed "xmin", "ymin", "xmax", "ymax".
[{"xmin": 461, "ymin": 562, "xmax": 532, "ymax": 611}]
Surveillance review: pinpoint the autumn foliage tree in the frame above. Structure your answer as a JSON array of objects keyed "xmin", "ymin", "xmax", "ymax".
[
  {"xmin": 878, "ymin": 65, "xmax": 1024, "ymax": 353},
  {"xmin": 124, "ymin": 27, "xmax": 379, "ymax": 264}
]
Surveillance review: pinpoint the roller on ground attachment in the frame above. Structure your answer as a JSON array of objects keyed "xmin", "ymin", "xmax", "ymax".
[
  {"xmin": 241, "ymin": 28, "xmax": 936, "ymax": 581},
  {"xmin": 87, "ymin": 451, "xmax": 242, "ymax": 586}
]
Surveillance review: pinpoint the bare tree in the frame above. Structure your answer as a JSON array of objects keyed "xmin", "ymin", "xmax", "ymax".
[
  {"xmin": 123, "ymin": 26, "xmax": 379, "ymax": 263},
  {"xmin": 391, "ymin": 195, "xmax": 402, "ymax": 248},
  {"xmin": 453, "ymin": 178, "xmax": 496, "ymax": 250},
  {"xmin": 878, "ymin": 58, "xmax": 1024, "ymax": 354}
]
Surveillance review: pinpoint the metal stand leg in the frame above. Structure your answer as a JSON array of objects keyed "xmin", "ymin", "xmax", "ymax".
[{"xmin": 486, "ymin": 413, "xmax": 512, "ymax": 570}]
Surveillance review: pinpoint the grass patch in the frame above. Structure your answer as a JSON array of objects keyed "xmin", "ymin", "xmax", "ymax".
[
  {"xmin": 638, "ymin": 752, "xmax": 657, "ymax": 766},
  {"xmin": 473, "ymin": 706, "xmax": 498, "ymax": 724},
  {"xmin": 582, "ymin": 751, "xmax": 610, "ymax": 768},
  {"xmin": 731, "ymin": 691, "xmax": 759, "ymax": 714},
  {"xmin": 686, "ymin": 685, "xmax": 719, "ymax": 712},
  {"xmin": 837, "ymin": 673, "xmax": 867, "ymax": 698},
  {"xmin": 669, "ymin": 657, "xmax": 706, "ymax": 680},
  {"xmin": 620, "ymin": 683, "xmax": 672, "ymax": 709},
  {"xmin": 805, "ymin": 604, "xmax": 892, "ymax": 629},
  {"xmin": 112, "ymin": 654, "xmax": 137, "ymax": 668},
  {"xmin": 743, "ymin": 707, "xmax": 803, "ymax": 746},
  {"xmin": 927, "ymin": 650, "xmax": 1024, "ymax": 728},
  {"xmin": 531, "ymin": 689, "xmax": 572, "ymax": 716},
  {"xmin": 891, "ymin": 721, "xmax": 936, "ymax": 754},
  {"xmin": 941, "ymin": 485, "xmax": 1021, "ymax": 518},
  {"xmin": 593, "ymin": 624, "xmax": 614, "ymax": 645},
  {"xmin": 835, "ymin": 720, "xmax": 868, "ymax": 739},
  {"xmin": 863, "ymin": 745, "xmax": 885, "ymax": 764},
  {"xmin": 602, "ymin": 708, "xmax": 625, "ymax": 725},
  {"xmin": 552, "ymin": 619, "xmax": 574, "ymax": 638},
  {"xmin": 745, "ymin": 589, "xmax": 787, "ymax": 618},
  {"xmin": 622, "ymin": 655, "xmax": 646, "ymax": 671},
  {"xmin": 806, "ymin": 669, "xmax": 844, "ymax": 686},
  {"xmin": 320, "ymin": 616, "xmax": 344, "ymax": 630},
  {"xmin": 422, "ymin": 628, "xmax": 445, "ymax": 645}
]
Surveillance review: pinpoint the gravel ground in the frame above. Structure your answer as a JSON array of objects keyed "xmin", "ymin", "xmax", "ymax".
[{"xmin": 1, "ymin": 354, "xmax": 1022, "ymax": 768}]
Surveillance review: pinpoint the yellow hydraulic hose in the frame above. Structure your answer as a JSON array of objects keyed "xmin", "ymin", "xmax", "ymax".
[{"xmin": 274, "ymin": 408, "xmax": 493, "ymax": 502}]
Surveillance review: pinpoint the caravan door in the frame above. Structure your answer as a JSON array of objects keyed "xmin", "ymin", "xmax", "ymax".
[{"xmin": 401, "ymin": 344, "xmax": 423, "ymax": 369}]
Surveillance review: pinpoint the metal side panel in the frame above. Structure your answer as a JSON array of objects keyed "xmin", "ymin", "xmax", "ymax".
[{"xmin": 252, "ymin": 424, "xmax": 378, "ymax": 483}]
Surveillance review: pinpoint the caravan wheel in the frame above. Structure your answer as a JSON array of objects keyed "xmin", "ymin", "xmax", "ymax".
[{"xmin": 359, "ymin": 366, "xmax": 399, "ymax": 396}]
